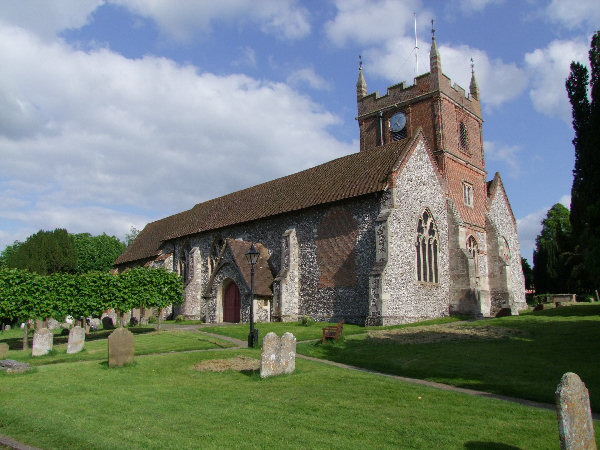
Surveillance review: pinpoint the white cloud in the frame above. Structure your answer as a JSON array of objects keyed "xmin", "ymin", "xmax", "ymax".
[
  {"xmin": 114, "ymin": 0, "xmax": 311, "ymax": 41},
  {"xmin": 544, "ymin": 0, "xmax": 600, "ymax": 30},
  {"xmin": 0, "ymin": 24, "xmax": 353, "ymax": 250},
  {"xmin": 286, "ymin": 68, "xmax": 331, "ymax": 91},
  {"xmin": 325, "ymin": 0, "xmax": 427, "ymax": 47},
  {"xmin": 231, "ymin": 46, "xmax": 257, "ymax": 68},
  {"xmin": 0, "ymin": 0, "xmax": 101, "ymax": 38},
  {"xmin": 517, "ymin": 207, "xmax": 547, "ymax": 263},
  {"xmin": 457, "ymin": 0, "xmax": 503, "ymax": 13},
  {"xmin": 484, "ymin": 141, "xmax": 522, "ymax": 177},
  {"xmin": 524, "ymin": 38, "xmax": 590, "ymax": 123}
]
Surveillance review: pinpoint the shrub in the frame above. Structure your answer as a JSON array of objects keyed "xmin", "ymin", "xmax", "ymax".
[
  {"xmin": 147, "ymin": 315, "xmax": 157, "ymax": 324},
  {"xmin": 300, "ymin": 315, "xmax": 315, "ymax": 326},
  {"xmin": 174, "ymin": 315, "xmax": 185, "ymax": 323}
]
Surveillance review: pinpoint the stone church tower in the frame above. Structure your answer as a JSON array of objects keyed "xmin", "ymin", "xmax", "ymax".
[{"xmin": 356, "ymin": 33, "xmax": 525, "ymax": 318}]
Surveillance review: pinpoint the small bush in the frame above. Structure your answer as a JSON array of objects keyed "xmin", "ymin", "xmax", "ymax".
[
  {"xmin": 175, "ymin": 315, "xmax": 185, "ymax": 323},
  {"xmin": 147, "ymin": 315, "xmax": 157, "ymax": 324},
  {"xmin": 300, "ymin": 316, "xmax": 315, "ymax": 326}
]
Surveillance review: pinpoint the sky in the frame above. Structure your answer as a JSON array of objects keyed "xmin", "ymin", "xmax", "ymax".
[{"xmin": 0, "ymin": 0, "xmax": 598, "ymax": 264}]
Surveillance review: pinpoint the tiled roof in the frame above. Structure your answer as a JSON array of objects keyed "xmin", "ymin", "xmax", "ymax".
[{"xmin": 115, "ymin": 137, "xmax": 414, "ymax": 266}]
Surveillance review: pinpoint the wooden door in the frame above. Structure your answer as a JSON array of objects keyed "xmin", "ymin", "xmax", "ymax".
[{"xmin": 223, "ymin": 282, "xmax": 241, "ymax": 323}]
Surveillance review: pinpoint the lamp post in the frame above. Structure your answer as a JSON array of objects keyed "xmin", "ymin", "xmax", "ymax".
[{"xmin": 245, "ymin": 243, "xmax": 259, "ymax": 348}]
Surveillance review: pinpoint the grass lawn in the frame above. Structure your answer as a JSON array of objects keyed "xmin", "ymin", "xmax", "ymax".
[
  {"xmin": 201, "ymin": 316, "xmax": 462, "ymax": 342},
  {"xmin": 0, "ymin": 327, "xmax": 235, "ymax": 366},
  {"xmin": 2, "ymin": 348, "xmax": 596, "ymax": 449},
  {"xmin": 297, "ymin": 304, "xmax": 600, "ymax": 411}
]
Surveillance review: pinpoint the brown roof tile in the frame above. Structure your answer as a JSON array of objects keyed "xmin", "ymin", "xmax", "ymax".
[
  {"xmin": 115, "ymin": 138, "xmax": 414, "ymax": 266},
  {"xmin": 227, "ymin": 239, "xmax": 273, "ymax": 297}
]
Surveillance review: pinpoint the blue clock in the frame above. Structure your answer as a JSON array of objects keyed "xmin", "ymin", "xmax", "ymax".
[{"xmin": 390, "ymin": 112, "xmax": 406, "ymax": 132}]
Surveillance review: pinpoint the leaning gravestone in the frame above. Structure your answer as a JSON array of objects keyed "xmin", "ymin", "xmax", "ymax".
[
  {"xmin": 260, "ymin": 332, "xmax": 296, "ymax": 378},
  {"xmin": 67, "ymin": 326, "xmax": 85, "ymax": 354},
  {"xmin": 32, "ymin": 328, "xmax": 53, "ymax": 356},
  {"xmin": 555, "ymin": 372, "xmax": 596, "ymax": 450},
  {"xmin": 0, "ymin": 343, "xmax": 8, "ymax": 358},
  {"xmin": 108, "ymin": 328, "xmax": 134, "ymax": 368}
]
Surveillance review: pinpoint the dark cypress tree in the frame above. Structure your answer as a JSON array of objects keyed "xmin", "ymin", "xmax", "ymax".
[
  {"xmin": 565, "ymin": 31, "xmax": 600, "ymax": 291},
  {"xmin": 5, "ymin": 229, "xmax": 77, "ymax": 275}
]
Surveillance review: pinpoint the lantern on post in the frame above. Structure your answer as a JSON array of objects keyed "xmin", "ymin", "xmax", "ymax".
[{"xmin": 245, "ymin": 243, "xmax": 260, "ymax": 348}]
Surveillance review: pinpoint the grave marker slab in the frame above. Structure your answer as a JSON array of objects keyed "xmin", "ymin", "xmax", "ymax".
[
  {"xmin": 260, "ymin": 332, "xmax": 296, "ymax": 378},
  {"xmin": 67, "ymin": 326, "xmax": 85, "ymax": 354},
  {"xmin": 32, "ymin": 328, "xmax": 53, "ymax": 356},
  {"xmin": 108, "ymin": 328, "xmax": 134, "ymax": 368},
  {"xmin": 0, "ymin": 359, "xmax": 31, "ymax": 373},
  {"xmin": 555, "ymin": 372, "xmax": 596, "ymax": 450},
  {"xmin": 0, "ymin": 343, "xmax": 8, "ymax": 358}
]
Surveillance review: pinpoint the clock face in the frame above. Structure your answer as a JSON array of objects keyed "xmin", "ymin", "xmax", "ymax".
[{"xmin": 389, "ymin": 112, "xmax": 406, "ymax": 132}]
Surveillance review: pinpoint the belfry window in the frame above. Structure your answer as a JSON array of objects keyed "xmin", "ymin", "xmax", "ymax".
[
  {"xmin": 459, "ymin": 121, "xmax": 467, "ymax": 150},
  {"xmin": 416, "ymin": 209, "xmax": 439, "ymax": 284}
]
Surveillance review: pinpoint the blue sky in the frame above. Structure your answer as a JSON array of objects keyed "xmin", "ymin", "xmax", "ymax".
[{"xmin": 0, "ymin": 0, "xmax": 598, "ymax": 264}]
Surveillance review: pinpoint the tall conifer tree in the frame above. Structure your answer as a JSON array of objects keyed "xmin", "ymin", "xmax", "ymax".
[{"xmin": 566, "ymin": 31, "xmax": 600, "ymax": 290}]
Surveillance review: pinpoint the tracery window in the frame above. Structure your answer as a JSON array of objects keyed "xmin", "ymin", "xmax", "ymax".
[
  {"xmin": 416, "ymin": 210, "xmax": 439, "ymax": 283},
  {"xmin": 466, "ymin": 235, "xmax": 478, "ymax": 269}
]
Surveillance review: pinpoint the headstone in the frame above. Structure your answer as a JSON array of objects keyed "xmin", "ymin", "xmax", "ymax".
[
  {"xmin": 108, "ymin": 328, "xmax": 134, "ymax": 368},
  {"xmin": 4, "ymin": 325, "xmax": 10, "ymax": 331},
  {"xmin": 67, "ymin": 326, "xmax": 85, "ymax": 354},
  {"xmin": 47, "ymin": 318, "xmax": 61, "ymax": 330},
  {"xmin": 102, "ymin": 316, "xmax": 115, "ymax": 330},
  {"xmin": 260, "ymin": 332, "xmax": 297, "ymax": 378},
  {"xmin": 88, "ymin": 318, "xmax": 101, "ymax": 331},
  {"xmin": 279, "ymin": 332, "xmax": 297, "ymax": 375},
  {"xmin": 260, "ymin": 332, "xmax": 280, "ymax": 378},
  {"xmin": 0, "ymin": 359, "xmax": 31, "ymax": 373},
  {"xmin": 32, "ymin": 328, "xmax": 53, "ymax": 356},
  {"xmin": 0, "ymin": 343, "xmax": 8, "ymax": 358},
  {"xmin": 555, "ymin": 372, "xmax": 596, "ymax": 450}
]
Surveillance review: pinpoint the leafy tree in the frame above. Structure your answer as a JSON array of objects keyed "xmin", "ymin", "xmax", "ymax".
[
  {"xmin": 4, "ymin": 229, "xmax": 77, "ymax": 275},
  {"xmin": 72, "ymin": 233, "xmax": 126, "ymax": 273},
  {"xmin": 533, "ymin": 204, "xmax": 572, "ymax": 293},
  {"xmin": 566, "ymin": 31, "xmax": 600, "ymax": 291},
  {"xmin": 125, "ymin": 226, "xmax": 140, "ymax": 246},
  {"xmin": 521, "ymin": 257, "xmax": 534, "ymax": 290},
  {"xmin": 0, "ymin": 241, "xmax": 23, "ymax": 269}
]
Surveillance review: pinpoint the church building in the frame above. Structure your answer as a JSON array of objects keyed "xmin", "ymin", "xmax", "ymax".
[{"xmin": 114, "ymin": 34, "xmax": 527, "ymax": 325}]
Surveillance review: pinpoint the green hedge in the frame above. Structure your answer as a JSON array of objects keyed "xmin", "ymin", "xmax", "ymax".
[{"xmin": 0, "ymin": 267, "xmax": 183, "ymax": 323}]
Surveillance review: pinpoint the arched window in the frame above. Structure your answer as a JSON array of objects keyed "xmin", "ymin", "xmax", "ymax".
[
  {"xmin": 466, "ymin": 235, "xmax": 478, "ymax": 269},
  {"xmin": 416, "ymin": 210, "xmax": 439, "ymax": 283},
  {"xmin": 178, "ymin": 243, "xmax": 193, "ymax": 284}
]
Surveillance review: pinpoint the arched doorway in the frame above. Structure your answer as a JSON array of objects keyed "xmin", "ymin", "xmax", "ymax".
[{"xmin": 223, "ymin": 281, "xmax": 241, "ymax": 323}]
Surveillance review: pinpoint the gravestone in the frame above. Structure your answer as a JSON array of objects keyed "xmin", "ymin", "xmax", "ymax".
[
  {"xmin": 0, "ymin": 359, "xmax": 31, "ymax": 373},
  {"xmin": 0, "ymin": 343, "xmax": 8, "ymax": 358},
  {"xmin": 280, "ymin": 332, "xmax": 296, "ymax": 374},
  {"xmin": 260, "ymin": 332, "xmax": 296, "ymax": 378},
  {"xmin": 555, "ymin": 372, "xmax": 596, "ymax": 450},
  {"xmin": 67, "ymin": 326, "xmax": 85, "ymax": 354},
  {"xmin": 89, "ymin": 318, "xmax": 101, "ymax": 331},
  {"xmin": 102, "ymin": 316, "xmax": 115, "ymax": 330},
  {"xmin": 32, "ymin": 328, "xmax": 53, "ymax": 356},
  {"xmin": 47, "ymin": 318, "xmax": 61, "ymax": 330},
  {"xmin": 108, "ymin": 327, "xmax": 134, "ymax": 368}
]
